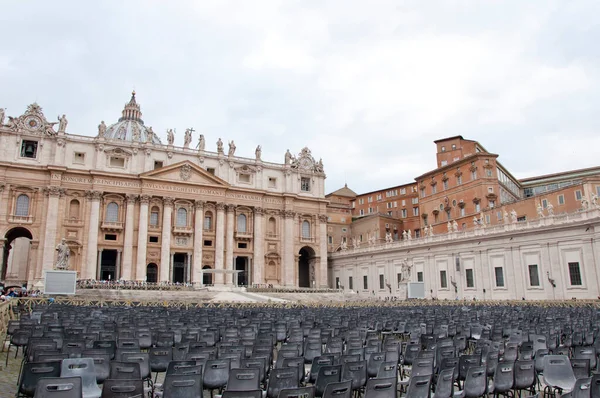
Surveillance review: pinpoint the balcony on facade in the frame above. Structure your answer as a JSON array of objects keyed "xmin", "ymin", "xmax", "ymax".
[
  {"xmin": 100, "ymin": 221, "xmax": 124, "ymax": 231},
  {"xmin": 172, "ymin": 225, "xmax": 193, "ymax": 235},
  {"xmin": 266, "ymin": 232, "xmax": 279, "ymax": 240},
  {"xmin": 235, "ymin": 231, "xmax": 253, "ymax": 240},
  {"xmin": 8, "ymin": 215, "xmax": 33, "ymax": 224},
  {"xmin": 63, "ymin": 217, "xmax": 84, "ymax": 227},
  {"xmin": 300, "ymin": 236, "xmax": 315, "ymax": 243}
]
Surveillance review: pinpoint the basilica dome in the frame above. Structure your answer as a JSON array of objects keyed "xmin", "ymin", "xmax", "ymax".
[{"xmin": 101, "ymin": 92, "xmax": 162, "ymax": 144}]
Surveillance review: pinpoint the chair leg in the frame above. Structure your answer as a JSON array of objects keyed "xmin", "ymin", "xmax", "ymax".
[{"xmin": 5, "ymin": 344, "xmax": 10, "ymax": 366}]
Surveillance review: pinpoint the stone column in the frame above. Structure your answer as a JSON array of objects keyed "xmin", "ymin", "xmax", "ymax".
[
  {"xmin": 192, "ymin": 200, "xmax": 204, "ymax": 286},
  {"xmin": 96, "ymin": 250, "xmax": 103, "ymax": 280},
  {"xmin": 135, "ymin": 195, "xmax": 150, "ymax": 281},
  {"xmin": 121, "ymin": 194, "xmax": 137, "ymax": 280},
  {"xmin": 170, "ymin": 253, "xmax": 175, "ymax": 282},
  {"xmin": 225, "ymin": 205, "xmax": 235, "ymax": 285},
  {"xmin": 85, "ymin": 191, "xmax": 103, "ymax": 280},
  {"xmin": 160, "ymin": 197, "xmax": 174, "ymax": 282},
  {"xmin": 283, "ymin": 210, "xmax": 295, "ymax": 286},
  {"xmin": 186, "ymin": 252, "xmax": 192, "ymax": 283},
  {"xmin": 41, "ymin": 186, "xmax": 65, "ymax": 274},
  {"xmin": 214, "ymin": 203, "xmax": 226, "ymax": 284},
  {"xmin": 318, "ymin": 214, "xmax": 329, "ymax": 288},
  {"xmin": 115, "ymin": 250, "xmax": 122, "ymax": 280},
  {"xmin": 252, "ymin": 207, "xmax": 264, "ymax": 285}
]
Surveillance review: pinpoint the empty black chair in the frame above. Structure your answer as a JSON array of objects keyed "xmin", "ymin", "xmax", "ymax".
[
  {"xmin": 309, "ymin": 356, "xmax": 335, "ymax": 383},
  {"xmin": 562, "ymin": 377, "xmax": 592, "ymax": 398},
  {"xmin": 282, "ymin": 356, "xmax": 306, "ymax": 384},
  {"xmin": 162, "ymin": 374, "xmax": 203, "ymax": 398},
  {"xmin": 433, "ymin": 367, "xmax": 454, "ymax": 398},
  {"xmin": 406, "ymin": 375, "xmax": 432, "ymax": 398},
  {"xmin": 322, "ymin": 380, "xmax": 352, "ymax": 398},
  {"xmin": 491, "ymin": 360, "xmax": 514, "ymax": 397},
  {"xmin": 376, "ymin": 361, "xmax": 398, "ymax": 379},
  {"xmin": 225, "ymin": 368, "xmax": 261, "ymax": 392},
  {"xmin": 342, "ymin": 360, "xmax": 367, "ymax": 393},
  {"xmin": 240, "ymin": 357, "xmax": 267, "ymax": 385},
  {"xmin": 166, "ymin": 360, "xmax": 203, "ymax": 376},
  {"xmin": 367, "ymin": 352, "xmax": 386, "ymax": 378},
  {"xmin": 101, "ymin": 379, "xmax": 144, "ymax": 398},
  {"xmin": 18, "ymin": 361, "xmax": 62, "ymax": 397},
  {"xmin": 34, "ymin": 376, "xmax": 82, "ymax": 398},
  {"xmin": 267, "ymin": 368, "xmax": 300, "ymax": 398},
  {"xmin": 572, "ymin": 358, "xmax": 591, "ymax": 380},
  {"xmin": 149, "ymin": 347, "xmax": 172, "ymax": 382},
  {"xmin": 203, "ymin": 358, "xmax": 231, "ymax": 393},
  {"xmin": 109, "ymin": 361, "xmax": 142, "ymax": 380},
  {"xmin": 93, "ymin": 341, "xmax": 116, "ymax": 360},
  {"xmin": 455, "ymin": 365, "xmax": 487, "ymax": 398},
  {"xmin": 6, "ymin": 329, "xmax": 31, "ymax": 365},
  {"xmin": 315, "ymin": 365, "xmax": 343, "ymax": 397},
  {"xmin": 364, "ymin": 377, "xmax": 397, "ymax": 398}
]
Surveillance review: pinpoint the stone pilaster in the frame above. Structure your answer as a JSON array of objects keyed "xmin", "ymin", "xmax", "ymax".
[
  {"xmin": 318, "ymin": 214, "xmax": 328, "ymax": 288},
  {"xmin": 121, "ymin": 194, "xmax": 137, "ymax": 280},
  {"xmin": 225, "ymin": 205, "xmax": 235, "ymax": 285},
  {"xmin": 192, "ymin": 200, "xmax": 204, "ymax": 285},
  {"xmin": 85, "ymin": 190, "xmax": 103, "ymax": 280},
  {"xmin": 160, "ymin": 197, "xmax": 174, "ymax": 282},
  {"xmin": 283, "ymin": 210, "xmax": 295, "ymax": 286},
  {"xmin": 41, "ymin": 187, "xmax": 65, "ymax": 274},
  {"xmin": 252, "ymin": 207, "xmax": 264, "ymax": 285},
  {"xmin": 135, "ymin": 195, "xmax": 150, "ymax": 281},
  {"xmin": 214, "ymin": 202, "xmax": 226, "ymax": 284}
]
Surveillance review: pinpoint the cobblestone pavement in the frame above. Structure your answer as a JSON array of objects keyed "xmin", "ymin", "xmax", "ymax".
[{"xmin": 0, "ymin": 343, "xmax": 22, "ymax": 397}]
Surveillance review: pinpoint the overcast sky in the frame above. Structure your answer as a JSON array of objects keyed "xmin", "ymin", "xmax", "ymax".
[{"xmin": 2, "ymin": 1, "xmax": 599, "ymax": 194}]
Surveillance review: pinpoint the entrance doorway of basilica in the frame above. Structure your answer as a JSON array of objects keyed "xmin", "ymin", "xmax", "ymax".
[
  {"xmin": 298, "ymin": 246, "xmax": 315, "ymax": 288},
  {"xmin": 173, "ymin": 253, "xmax": 188, "ymax": 283},
  {"xmin": 203, "ymin": 265, "xmax": 212, "ymax": 285},
  {"xmin": 1, "ymin": 227, "xmax": 33, "ymax": 283},
  {"xmin": 146, "ymin": 263, "xmax": 158, "ymax": 283},
  {"xmin": 99, "ymin": 249, "xmax": 118, "ymax": 281},
  {"xmin": 235, "ymin": 256, "xmax": 249, "ymax": 286}
]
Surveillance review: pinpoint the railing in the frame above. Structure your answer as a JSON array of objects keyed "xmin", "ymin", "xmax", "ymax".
[
  {"xmin": 331, "ymin": 207, "xmax": 600, "ymax": 257},
  {"xmin": 0, "ymin": 300, "xmax": 15, "ymax": 346},
  {"xmin": 172, "ymin": 225, "xmax": 193, "ymax": 235},
  {"xmin": 8, "ymin": 215, "xmax": 33, "ymax": 224},
  {"xmin": 266, "ymin": 233, "xmax": 279, "ymax": 239},
  {"xmin": 300, "ymin": 236, "xmax": 314, "ymax": 243},
  {"xmin": 76, "ymin": 280, "xmax": 195, "ymax": 291},
  {"xmin": 235, "ymin": 231, "xmax": 253, "ymax": 239},
  {"xmin": 63, "ymin": 218, "xmax": 84, "ymax": 226},
  {"xmin": 100, "ymin": 221, "xmax": 124, "ymax": 230}
]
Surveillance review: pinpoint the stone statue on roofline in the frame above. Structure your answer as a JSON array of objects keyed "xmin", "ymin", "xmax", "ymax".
[
  {"xmin": 510, "ymin": 209, "xmax": 518, "ymax": 224},
  {"xmin": 217, "ymin": 138, "xmax": 224, "ymax": 154},
  {"xmin": 57, "ymin": 114, "xmax": 68, "ymax": 133},
  {"xmin": 537, "ymin": 203, "xmax": 545, "ymax": 218},
  {"xmin": 447, "ymin": 221, "xmax": 452, "ymax": 234},
  {"xmin": 452, "ymin": 220, "xmax": 459, "ymax": 232},
  {"xmin": 255, "ymin": 145, "xmax": 262, "ymax": 160},
  {"xmin": 547, "ymin": 202, "xmax": 554, "ymax": 216},
  {"xmin": 167, "ymin": 128, "xmax": 175, "ymax": 145},
  {"xmin": 98, "ymin": 121, "xmax": 107, "ymax": 138},
  {"xmin": 228, "ymin": 140, "xmax": 236, "ymax": 157},
  {"xmin": 196, "ymin": 134, "xmax": 205, "ymax": 151}
]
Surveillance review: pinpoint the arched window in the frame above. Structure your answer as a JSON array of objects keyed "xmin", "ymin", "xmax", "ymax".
[
  {"xmin": 176, "ymin": 207, "xmax": 187, "ymax": 227},
  {"xmin": 302, "ymin": 220, "xmax": 311, "ymax": 238},
  {"xmin": 150, "ymin": 206, "xmax": 160, "ymax": 226},
  {"xmin": 68, "ymin": 199, "xmax": 80, "ymax": 219},
  {"xmin": 106, "ymin": 202, "xmax": 119, "ymax": 222},
  {"xmin": 268, "ymin": 217, "xmax": 276, "ymax": 235},
  {"xmin": 237, "ymin": 214, "xmax": 247, "ymax": 233},
  {"xmin": 15, "ymin": 194, "xmax": 30, "ymax": 217},
  {"xmin": 204, "ymin": 212, "xmax": 213, "ymax": 230}
]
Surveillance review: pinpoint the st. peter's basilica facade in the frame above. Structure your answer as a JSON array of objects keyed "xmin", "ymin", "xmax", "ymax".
[{"xmin": 0, "ymin": 93, "xmax": 328, "ymax": 289}]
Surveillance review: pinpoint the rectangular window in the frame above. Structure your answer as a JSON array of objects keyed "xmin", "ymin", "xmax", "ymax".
[
  {"xmin": 110, "ymin": 156, "xmax": 125, "ymax": 167},
  {"xmin": 238, "ymin": 242, "xmax": 247, "ymax": 249},
  {"xmin": 328, "ymin": 236, "xmax": 332, "ymax": 244},
  {"xmin": 413, "ymin": 207, "xmax": 419, "ymax": 216},
  {"xmin": 497, "ymin": 211, "xmax": 502, "ymax": 220},
  {"xmin": 517, "ymin": 216, "xmax": 527, "ymax": 222},
  {"xmin": 20, "ymin": 140, "xmax": 38, "ymax": 158},
  {"xmin": 239, "ymin": 174, "xmax": 251, "ymax": 183},
  {"xmin": 568, "ymin": 262, "xmax": 582, "ymax": 286},
  {"xmin": 300, "ymin": 177, "xmax": 311, "ymax": 192},
  {"xmin": 268, "ymin": 177, "xmax": 277, "ymax": 188},
  {"xmin": 528, "ymin": 264, "xmax": 540, "ymax": 286},
  {"xmin": 465, "ymin": 269, "xmax": 474, "ymax": 288},
  {"xmin": 457, "ymin": 175, "xmax": 462, "ymax": 185},
  {"xmin": 363, "ymin": 275, "xmax": 368, "ymax": 290},
  {"xmin": 489, "ymin": 200, "xmax": 495, "ymax": 209},
  {"xmin": 401, "ymin": 209, "xmax": 407, "ymax": 218},
  {"xmin": 475, "ymin": 203, "xmax": 481, "ymax": 212},
  {"xmin": 402, "ymin": 200, "xmax": 406, "ymax": 206},
  {"xmin": 203, "ymin": 216, "xmax": 212, "ymax": 230},
  {"xmin": 542, "ymin": 199, "xmax": 548, "ymax": 209},
  {"xmin": 148, "ymin": 236, "xmax": 159, "ymax": 243},
  {"xmin": 335, "ymin": 277, "xmax": 340, "ymax": 288},
  {"xmin": 154, "ymin": 160, "xmax": 163, "ymax": 169},
  {"xmin": 150, "ymin": 211, "xmax": 159, "ymax": 226},
  {"xmin": 359, "ymin": 209, "xmax": 364, "ymax": 216},
  {"xmin": 73, "ymin": 152, "xmax": 85, "ymax": 164},
  {"xmin": 387, "ymin": 211, "xmax": 392, "ymax": 216},
  {"xmin": 400, "ymin": 188, "xmax": 406, "ymax": 195},
  {"xmin": 417, "ymin": 272, "xmax": 423, "ymax": 282},
  {"xmin": 206, "ymin": 167, "xmax": 215, "ymax": 175},
  {"xmin": 412, "ymin": 197, "xmax": 418, "ymax": 205},
  {"xmin": 104, "ymin": 234, "xmax": 117, "ymax": 241},
  {"xmin": 421, "ymin": 189, "xmax": 426, "ymax": 198},
  {"xmin": 558, "ymin": 195, "xmax": 565, "ymax": 205},
  {"xmin": 494, "ymin": 267, "xmax": 504, "ymax": 287},
  {"xmin": 486, "ymin": 169, "xmax": 493, "ymax": 177},
  {"xmin": 379, "ymin": 274, "xmax": 385, "ymax": 290},
  {"xmin": 460, "ymin": 208, "xmax": 466, "ymax": 217},
  {"xmin": 575, "ymin": 190, "xmax": 582, "ymax": 201},
  {"xmin": 441, "ymin": 160, "xmax": 448, "ymax": 166},
  {"xmin": 471, "ymin": 170, "xmax": 477, "ymax": 180},
  {"xmin": 348, "ymin": 276, "xmax": 353, "ymax": 290},
  {"xmin": 203, "ymin": 240, "xmax": 212, "ymax": 246},
  {"xmin": 397, "ymin": 273, "xmax": 402, "ymax": 285},
  {"xmin": 432, "ymin": 185, "xmax": 437, "ymax": 194},
  {"xmin": 443, "ymin": 180, "xmax": 448, "ymax": 190},
  {"xmin": 440, "ymin": 270, "xmax": 448, "ymax": 288}
]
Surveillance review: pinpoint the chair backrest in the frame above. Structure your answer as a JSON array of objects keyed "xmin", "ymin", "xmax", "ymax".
[
  {"xmin": 267, "ymin": 368, "xmax": 300, "ymax": 398},
  {"xmin": 322, "ymin": 380, "xmax": 352, "ymax": 398},
  {"xmin": 282, "ymin": 356, "xmax": 306, "ymax": 383},
  {"xmin": 315, "ymin": 364, "xmax": 343, "ymax": 397},
  {"xmin": 367, "ymin": 352, "xmax": 386, "ymax": 378},
  {"xmin": 364, "ymin": 376, "xmax": 397, "ymax": 398},
  {"xmin": 277, "ymin": 386, "xmax": 316, "ymax": 398},
  {"xmin": 109, "ymin": 360, "xmax": 142, "ymax": 380},
  {"xmin": 433, "ymin": 367, "xmax": 454, "ymax": 398},
  {"xmin": 226, "ymin": 368, "xmax": 261, "ymax": 392},
  {"xmin": 543, "ymin": 355, "xmax": 577, "ymax": 392},
  {"xmin": 376, "ymin": 361, "xmax": 398, "ymax": 379},
  {"xmin": 591, "ymin": 373, "xmax": 600, "ymax": 398},
  {"xmin": 34, "ymin": 376, "xmax": 82, "ymax": 398},
  {"xmin": 166, "ymin": 360, "xmax": 204, "ymax": 376},
  {"xmin": 162, "ymin": 374, "xmax": 203, "ymax": 398},
  {"xmin": 101, "ymin": 379, "xmax": 144, "ymax": 398},
  {"xmin": 149, "ymin": 347, "xmax": 173, "ymax": 373},
  {"xmin": 514, "ymin": 359, "xmax": 536, "ymax": 391},
  {"xmin": 20, "ymin": 361, "xmax": 62, "ymax": 397},
  {"xmin": 240, "ymin": 357, "xmax": 267, "ymax": 383},
  {"xmin": 203, "ymin": 358, "xmax": 231, "ymax": 390},
  {"xmin": 309, "ymin": 355, "xmax": 335, "ymax": 383},
  {"xmin": 60, "ymin": 357, "xmax": 102, "ymax": 398},
  {"xmin": 120, "ymin": 352, "xmax": 150, "ymax": 379},
  {"xmin": 570, "ymin": 377, "xmax": 592, "ymax": 398},
  {"xmin": 492, "ymin": 360, "xmax": 515, "ymax": 393},
  {"xmin": 463, "ymin": 365, "xmax": 487, "ymax": 398},
  {"xmin": 406, "ymin": 375, "xmax": 432, "ymax": 398}
]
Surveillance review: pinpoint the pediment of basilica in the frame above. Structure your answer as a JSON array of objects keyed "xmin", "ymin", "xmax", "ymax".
[{"xmin": 140, "ymin": 160, "xmax": 229, "ymax": 186}]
